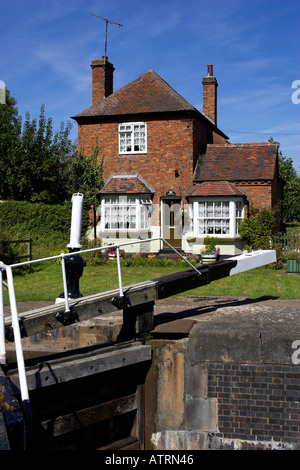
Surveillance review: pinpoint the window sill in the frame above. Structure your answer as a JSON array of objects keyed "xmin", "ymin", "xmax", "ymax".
[
  {"xmin": 191, "ymin": 236, "xmax": 241, "ymax": 242},
  {"xmin": 98, "ymin": 230, "xmax": 152, "ymax": 239},
  {"xmin": 118, "ymin": 152, "xmax": 148, "ymax": 156}
]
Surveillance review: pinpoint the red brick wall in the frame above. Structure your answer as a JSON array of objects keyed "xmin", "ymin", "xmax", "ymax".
[
  {"xmin": 238, "ymin": 180, "xmax": 283, "ymax": 219},
  {"xmin": 78, "ymin": 115, "xmax": 210, "ymax": 205},
  {"xmin": 91, "ymin": 58, "xmax": 114, "ymax": 104},
  {"xmin": 239, "ymin": 182, "xmax": 273, "ymax": 210},
  {"xmin": 207, "ymin": 362, "xmax": 300, "ymax": 449},
  {"xmin": 202, "ymin": 75, "xmax": 218, "ymax": 125}
]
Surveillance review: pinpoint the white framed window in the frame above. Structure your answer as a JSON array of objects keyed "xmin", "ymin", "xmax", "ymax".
[
  {"xmin": 192, "ymin": 198, "xmax": 244, "ymax": 238},
  {"xmin": 119, "ymin": 122, "xmax": 147, "ymax": 154},
  {"xmin": 235, "ymin": 199, "xmax": 244, "ymax": 235},
  {"xmin": 101, "ymin": 195, "xmax": 152, "ymax": 231}
]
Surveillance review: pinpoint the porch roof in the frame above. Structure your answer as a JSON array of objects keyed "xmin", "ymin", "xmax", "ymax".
[
  {"xmin": 99, "ymin": 174, "xmax": 154, "ymax": 194},
  {"xmin": 187, "ymin": 181, "xmax": 246, "ymax": 197}
]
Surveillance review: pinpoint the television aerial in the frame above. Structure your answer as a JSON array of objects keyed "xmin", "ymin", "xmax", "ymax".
[{"xmin": 91, "ymin": 14, "xmax": 123, "ymax": 60}]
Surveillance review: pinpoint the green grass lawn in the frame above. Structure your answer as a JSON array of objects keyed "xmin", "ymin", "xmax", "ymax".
[{"xmin": 3, "ymin": 259, "xmax": 300, "ymax": 306}]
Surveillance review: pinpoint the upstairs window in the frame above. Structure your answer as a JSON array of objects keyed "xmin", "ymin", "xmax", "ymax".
[{"xmin": 119, "ymin": 122, "xmax": 147, "ymax": 154}]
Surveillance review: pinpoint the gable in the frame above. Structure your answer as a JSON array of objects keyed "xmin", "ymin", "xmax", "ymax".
[
  {"xmin": 193, "ymin": 143, "xmax": 279, "ymax": 182},
  {"xmin": 74, "ymin": 69, "xmax": 196, "ymax": 118}
]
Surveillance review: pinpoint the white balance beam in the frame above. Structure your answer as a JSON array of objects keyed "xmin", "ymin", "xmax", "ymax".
[{"xmin": 227, "ymin": 250, "xmax": 277, "ymax": 276}]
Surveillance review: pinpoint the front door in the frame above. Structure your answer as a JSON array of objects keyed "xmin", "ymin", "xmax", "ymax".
[{"xmin": 162, "ymin": 199, "xmax": 182, "ymax": 249}]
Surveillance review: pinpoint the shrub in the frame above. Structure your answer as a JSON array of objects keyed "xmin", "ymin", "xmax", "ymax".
[
  {"xmin": 0, "ymin": 200, "xmax": 74, "ymax": 256},
  {"xmin": 238, "ymin": 208, "xmax": 277, "ymax": 250},
  {"xmin": 0, "ymin": 229, "xmax": 20, "ymax": 264}
]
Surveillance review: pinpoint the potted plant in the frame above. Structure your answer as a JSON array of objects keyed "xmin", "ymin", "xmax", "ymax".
[{"xmin": 200, "ymin": 236, "xmax": 220, "ymax": 263}]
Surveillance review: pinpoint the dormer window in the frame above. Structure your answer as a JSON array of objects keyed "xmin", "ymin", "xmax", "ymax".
[{"xmin": 119, "ymin": 122, "xmax": 147, "ymax": 154}]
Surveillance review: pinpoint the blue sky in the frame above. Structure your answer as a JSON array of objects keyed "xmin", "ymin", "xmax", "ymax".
[{"xmin": 1, "ymin": 0, "xmax": 300, "ymax": 170}]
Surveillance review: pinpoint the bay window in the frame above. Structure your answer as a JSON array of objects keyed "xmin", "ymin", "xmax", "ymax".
[
  {"xmin": 101, "ymin": 195, "xmax": 152, "ymax": 231},
  {"xmin": 193, "ymin": 198, "xmax": 244, "ymax": 238}
]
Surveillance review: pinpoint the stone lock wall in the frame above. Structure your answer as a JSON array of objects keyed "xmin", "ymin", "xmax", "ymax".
[{"xmin": 145, "ymin": 300, "xmax": 300, "ymax": 450}]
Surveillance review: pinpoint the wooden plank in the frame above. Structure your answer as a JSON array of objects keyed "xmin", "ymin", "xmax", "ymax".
[
  {"xmin": 98, "ymin": 436, "xmax": 139, "ymax": 450},
  {"xmin": 41, "ymin": 393, "xmax": 137, "ymax": 437},
  {"xmin": 8, "ymin": 343, "xmax": 152, "ymax": 391}
]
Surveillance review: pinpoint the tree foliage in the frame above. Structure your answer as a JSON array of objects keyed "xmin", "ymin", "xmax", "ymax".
[
  {"xmin": 268, "ymin": 137, "xmax": 300, "ymax": 223},
  {"xmin": 0, "ymin": 89, "xmax": 104, "ymax": 207},
  {"xmin": 67, "ymin": 144, "xmax": 104, "ymax": 210},
  {"xmin": 0, "ymin": 90, "xmax": 22, "ymax": 199},
  {"xmin": 17, "ymin": 105, "xmax": 76, "ymax": 203},
  {"xmin": 278, "ymin": 152, "xmax": 300, "ymax": 223}
]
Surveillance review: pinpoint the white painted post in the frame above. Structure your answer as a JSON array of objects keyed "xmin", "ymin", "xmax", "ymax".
[
  {"xmin": 5, "ymin": 266, "xmax": 29, "ymax": 403},
  {"xmin": 116, "ymin": 246, "xmax": 124, "ymax": 297},
  {"xmin": 0, "ymin": 269, "xmax": 6, "ymax": 365},
  {"xmin": 68, "ymin": 193, "xmax": 84, "ymax": 250},
  {"xmin": 61, "ymin": 255, "xmax": 70, "ymax": 313}
]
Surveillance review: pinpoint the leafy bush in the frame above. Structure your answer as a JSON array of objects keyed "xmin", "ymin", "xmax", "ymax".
[
  {"xmin": 281, "ymin": 250, "xmax": 300, "ymax": 262},
  {"xmin": 0, "ymin": 200, "xmax": 74, "ymax": 256},
  {"xmin": 0, "ymin": 229, "xmax": 20, "ymax": 264},
  {"xmin": 238, "ymin": 207, "xmax": 277, "ymax": 250}
]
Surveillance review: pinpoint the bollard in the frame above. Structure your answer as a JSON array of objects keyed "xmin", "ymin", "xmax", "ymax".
[{"xmin": 59, "ymin": 250, "xmax": 86, "ymax": 300}]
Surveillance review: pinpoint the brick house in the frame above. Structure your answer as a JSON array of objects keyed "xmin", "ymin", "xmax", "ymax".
[{"xmin": 72, "ymin": 57, "xmax": 282, "ymax": 255}]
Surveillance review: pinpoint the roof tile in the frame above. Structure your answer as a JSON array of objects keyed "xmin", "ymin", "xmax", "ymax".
[
  {"xmin": 188, "ymin": 181, "xmax": 246, "ymax": 197},
  {"xmin": 193, "ymin": 142, "xmax": 278, "ymax": 181},
  {"xmin": 74, "ymin": 70, "xmax": 196, "ymax": 118},
  {"xmin": 100, "ymin": 174, "xmax": 154, "ymax": 194}
]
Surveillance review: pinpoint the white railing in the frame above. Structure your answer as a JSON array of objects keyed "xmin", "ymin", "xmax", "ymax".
[{"xmin": 0, "ymin": 237, "xmax": 203, "ymax": 422}]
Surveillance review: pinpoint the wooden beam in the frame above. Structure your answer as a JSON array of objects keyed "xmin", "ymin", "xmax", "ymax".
[
  {"xmin": 4, "ymin": 250, "xmax": 276, "ymax": 341},
  {"xmin": 41, "ymin": 393, "xmax": 138, "ymax": 437},
  {"xmin": 8, "ymin": 343, "xmax": 152, "ymax": 391},
  {"xmin": 5, "ymin": 281, "xmax": 157, "ymax": 341}
]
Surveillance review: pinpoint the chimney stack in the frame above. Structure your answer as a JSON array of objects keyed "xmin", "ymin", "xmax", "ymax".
[
  {"xmin": 202, "ymin": 64, "xmax": 218, "ymax": 126},
  {"xmin": 91, "ymin": 56, "xmax": 115, "ymax": 105}
]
